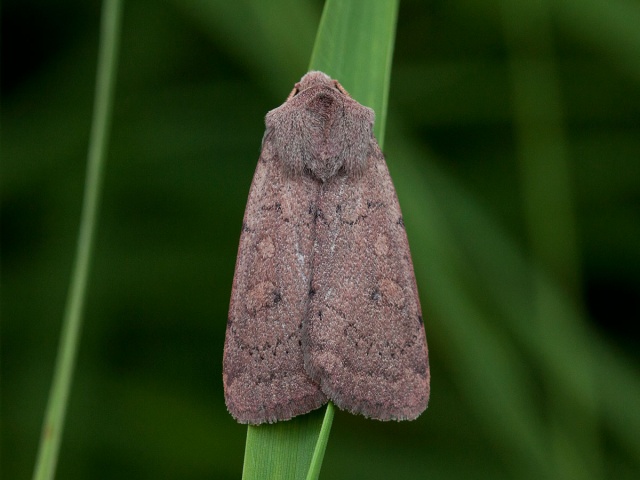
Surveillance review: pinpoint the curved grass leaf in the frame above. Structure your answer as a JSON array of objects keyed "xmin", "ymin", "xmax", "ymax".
[
  {"xmin": 31, "ymin": 1, "xmax": 123, "ymax": 479},
  {"xmin": 242, "ymin": 1, "xmax": 399, "ymax": 479}
]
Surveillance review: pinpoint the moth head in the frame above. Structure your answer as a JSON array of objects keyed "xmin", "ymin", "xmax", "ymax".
[{"xmin": 287, "ymin": 71, "xmax": 349, "ymax": 100}]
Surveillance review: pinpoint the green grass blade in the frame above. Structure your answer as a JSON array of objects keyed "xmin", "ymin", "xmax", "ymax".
[
  {"xmin": 243, "ymin": 408, "xmax": 327, "ymax": 480},
  {"xmin": 310, "ymin": 0, "xmax": 399, "ymax": 144},
  {"xmin": 31, "ymin": 1, "xmax": 123, "ymax": 479},
  {"xmin": 305, "ymin": 402, "xmax": 334, "ymax": 480},
  {"xmin": 242, "ymin": 403, "xmax": 335, "ymax": 480},
  {"xmin": 241, "ymin": 1, "xmax": 399, "ymax": 479}
]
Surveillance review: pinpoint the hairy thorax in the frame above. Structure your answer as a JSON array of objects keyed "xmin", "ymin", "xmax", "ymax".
[{"xmin": 266, "ymin": 74, "xmax": 376, "ymax": 183}]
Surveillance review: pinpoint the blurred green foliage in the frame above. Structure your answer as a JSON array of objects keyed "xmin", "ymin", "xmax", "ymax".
[{"xmin": 2, "ymin": 0, "xmax": 639, "ymax": 479}]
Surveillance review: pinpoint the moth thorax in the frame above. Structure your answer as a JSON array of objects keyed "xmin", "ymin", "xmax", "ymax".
[
  {"xmin": 300, "ymin": 94, "xmax": 347, "ymax": 181},
  {"xmin": 268, "ymin": 89, "xmax": 373, "ymax": 183}
]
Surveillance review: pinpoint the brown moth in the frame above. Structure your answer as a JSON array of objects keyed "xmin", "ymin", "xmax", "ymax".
[{"xmin": 223, "ymin": 71, "xmax": 429, "ymax": 424}]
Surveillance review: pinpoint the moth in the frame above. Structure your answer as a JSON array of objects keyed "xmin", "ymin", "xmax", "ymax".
[{"xmin": 223, "ymin": 71, "xmax": 429, "ymax": 424}]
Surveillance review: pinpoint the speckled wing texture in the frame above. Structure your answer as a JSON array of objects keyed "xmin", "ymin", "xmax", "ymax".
[
  {"xmin": 303, "ymin": 142, "xmax": 430, "ymax": 421},
  {"xmin": 224, "ymin": 71, "xmax": 429, "ymax": 424},
  {"xmin": 223, "ymin": 131, "xmax": 328, "ymax": 424}
]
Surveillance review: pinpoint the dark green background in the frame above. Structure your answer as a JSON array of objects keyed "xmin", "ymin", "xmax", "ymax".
[{"xmin": 2, "ymin": 0, "xmax": 639, "ymax": 479}]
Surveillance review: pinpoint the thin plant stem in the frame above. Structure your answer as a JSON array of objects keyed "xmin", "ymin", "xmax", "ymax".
[
  {"xmin": 305, "ymin": 402, "xmax": 335, "ymax": 480},
  {"xmin": 32, "ymin": 1, "xmax": 123, "ymax": 479}
]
